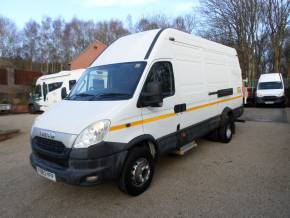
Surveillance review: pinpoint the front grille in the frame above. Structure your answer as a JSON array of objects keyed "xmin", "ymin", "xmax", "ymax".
[
  {"xmin": 34, "ymin": 136, "xmax": 66, "ymax": 154},
  {"xmin": 36, "ymin": 152, "xmax": 69, "ymax": 167},
  {"xmin": 262, "ymin": 96, "xmax": 277, "ymax": 101},
  {"xmin": 32, "ymin": 136, "xmax": 70, "ymax": 167}
]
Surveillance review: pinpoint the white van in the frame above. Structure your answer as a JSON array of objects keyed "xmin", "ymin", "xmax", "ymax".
[
  {"xmin": 28, "ymin": 69, "xmax": 85, "ymax": 113},
  {"xmin": 256, "ymin": 73, "xmax": 285, "ymax": 106},
  {"xmin": 30, "ymin": 28, "xmax": 243, "ymax": 196}
]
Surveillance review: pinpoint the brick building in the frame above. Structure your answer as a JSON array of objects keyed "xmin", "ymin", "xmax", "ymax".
[
  {"xmin": 70, "ymin": 40, "xmax": 107, "ymax": 70},
  {"xmin": 0, "ymin": 68, "xmax": 42, "ymax": 100}
]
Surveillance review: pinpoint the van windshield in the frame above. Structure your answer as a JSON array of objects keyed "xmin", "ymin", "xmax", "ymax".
[
  {"xmin": 67, "ymin": 62, "xmax": 147, "ymax": 101},
  {"xmin": 34, "ymin": 85, "xmax": 42, "ymax": 98},
  {"xmin": 258, "ymin": 82, "xmax": 283, "ymax": 90}
]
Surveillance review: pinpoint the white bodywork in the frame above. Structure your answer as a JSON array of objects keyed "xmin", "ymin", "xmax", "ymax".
[
  {"xmin": 256, "ymin": 73, "xmax": 284, "ymax": 98},
  {"xmin": 34, "ymin": 69, "xmax": 85, "ymax": 111},
  {"xmin": 32, "ymin": 29, "xmax": 243, "ymax": 148}
]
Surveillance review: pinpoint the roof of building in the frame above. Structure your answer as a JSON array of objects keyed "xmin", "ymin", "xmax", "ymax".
[{"xmin": 70, "ymin": 40, "xmax": 107, "ymax": 70}]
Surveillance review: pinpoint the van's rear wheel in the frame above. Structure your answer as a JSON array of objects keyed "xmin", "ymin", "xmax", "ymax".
[
  {"xmin": 218, "ymin": 116, "xmax": 234, "ymax": 143},
  {"xmin": 119, "ymin": 146, "xmax": 154, "ymax": 196}
]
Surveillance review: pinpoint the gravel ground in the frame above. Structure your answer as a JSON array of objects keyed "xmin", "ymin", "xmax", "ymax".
[{"xmin": 0, "ymin": 108, "xmax": 290, "ymax": 218}]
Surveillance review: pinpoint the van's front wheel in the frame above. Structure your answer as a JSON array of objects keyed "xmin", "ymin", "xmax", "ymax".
[{"xmin": 119, "ymin": 146, "xmax": 154, "ymax": 196}]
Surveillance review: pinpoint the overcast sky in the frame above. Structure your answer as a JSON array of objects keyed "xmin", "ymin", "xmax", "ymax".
[{"xmin": 1, "ymin": 0, "xmax": 199, "ymax": 28}]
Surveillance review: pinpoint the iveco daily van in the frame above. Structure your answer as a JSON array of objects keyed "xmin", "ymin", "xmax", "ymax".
[
  {"xmin": 30, "ymin": 28, "xmax": 243, "ymax": 196},
  {"xmin": 256, "ymin": 73, "xmax": 285, "ymax": 106}
]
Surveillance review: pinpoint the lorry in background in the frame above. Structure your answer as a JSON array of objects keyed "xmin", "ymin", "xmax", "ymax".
[
  {"xmin": 30, "ymin": 28, "xmax": 243, "ymax": 196},
  {"xmin": 28, "ymin": 69, "xmax": 85, "ymax": 113},
  {"xmin": 256, "ymin": 73, "xmax": 285, "ymax": 106}
]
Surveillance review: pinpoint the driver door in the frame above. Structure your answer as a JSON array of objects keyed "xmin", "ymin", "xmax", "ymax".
[{"xmin": 141, "ymin": 61, "xmax": 179, "ymax": 154}]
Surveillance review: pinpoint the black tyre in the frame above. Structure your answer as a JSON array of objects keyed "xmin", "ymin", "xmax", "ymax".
[
  {"xmin": 218, "ymin": 116, "xmax": 234, "ymax": 143},
  {"xmin": 119, "ymin": 146, "xmax": 154, "ymax": 196},
  {"xmin": 28, "ymin": 104, "xmax": 35, "ymax": 114}
]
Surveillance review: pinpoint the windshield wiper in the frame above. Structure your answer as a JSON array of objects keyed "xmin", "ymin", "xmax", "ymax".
[
  {"xmin": 92, "ymin": 92, "xmax": 131, "ymax": 99},
  {"xmin": 67, "ymin": 92, "xmax": 95, "ymax": 100}
]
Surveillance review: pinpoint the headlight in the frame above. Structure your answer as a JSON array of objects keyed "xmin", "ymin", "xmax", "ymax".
[
  {"xmin": 256, "ymin": 93, "xmax": 263, "ymax": 97},
  {"xmin": 277, "ymin": 92, "xmax": 284, "ymax": 97},
  {"xmin": 73, "ymin": 120, "xmax": 111, "ymax": 148}
]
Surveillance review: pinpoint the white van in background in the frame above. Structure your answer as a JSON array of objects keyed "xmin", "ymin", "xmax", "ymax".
[
  {"xmin": 28, "ymin": 69, "xmax": 85, "ymax": 113},
  {"xmin": 256, "ymin": 73, "xmax": 285, "ymax": 106},
  {"xmin": 30, "ymin": 28, "xmax": 243, "ymax": 196}
]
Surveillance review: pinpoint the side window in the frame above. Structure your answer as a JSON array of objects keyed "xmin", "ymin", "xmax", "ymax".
[
  {"xmin": 145, "ymin": 62, "xmax": 175, "ymax": 98},
  {"xmin": 69, "ymin": 80, "xmax": 76, "ymax": 90},
  {"xmin": 48, "ymin": 82, "xmax": 63, "ymax": 92}
]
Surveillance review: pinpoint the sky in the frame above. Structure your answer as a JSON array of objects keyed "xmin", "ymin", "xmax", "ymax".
[{"xmin": 0, "ymin": 0, "xmax": 199, "ymax": 28}]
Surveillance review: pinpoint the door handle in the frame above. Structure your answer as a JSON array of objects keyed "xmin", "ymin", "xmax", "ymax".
[
  {"xmin": 174, "ymin": 103, "xmax": 186, "ymax": 113},
  {"xmin": 208, "ymin": 91, "xmax": 217, "ymax": 95},
  {"xmin": 209, "ymin": 88, "xmax": 233, "ymax": 97}
]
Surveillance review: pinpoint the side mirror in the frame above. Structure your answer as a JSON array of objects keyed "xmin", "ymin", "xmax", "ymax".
[
  {"xmin": 61, "ymin": 87, "xmax": 67, "ymax": 99},
  {"xmin": 139, "ymin": 81, "xmax": 163, "ymax": 107}
]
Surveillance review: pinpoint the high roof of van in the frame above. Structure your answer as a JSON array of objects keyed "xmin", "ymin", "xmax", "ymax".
[
  {"xmin": 90, "ymin": 28, "xmax": 237, "ymax": 67},
  {"xmin": 258, "ymin": 73, "xmax": 282, "ymax": 82}
]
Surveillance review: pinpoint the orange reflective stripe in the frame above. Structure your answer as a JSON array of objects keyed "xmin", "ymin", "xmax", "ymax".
[{"xmin": 109, "ymin": 95, "xmax": 242, "ymax": 132}]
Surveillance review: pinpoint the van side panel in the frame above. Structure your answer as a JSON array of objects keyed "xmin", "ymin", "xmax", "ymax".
[{"xmin": 171, "ymin": 43, "xmax": 212, "ymax": 130}]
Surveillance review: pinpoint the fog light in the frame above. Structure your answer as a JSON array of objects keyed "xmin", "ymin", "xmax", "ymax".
[{"xmin": 86, "ymin": 175, "xmax": 98, "ymax": 183}]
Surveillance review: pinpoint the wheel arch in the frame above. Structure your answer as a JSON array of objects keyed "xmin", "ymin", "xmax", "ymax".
[{"xmin": 125, "ymin": 134, "xmax": 159, "ymax": 159}]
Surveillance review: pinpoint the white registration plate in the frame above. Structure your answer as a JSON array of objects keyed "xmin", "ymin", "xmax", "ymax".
[
  {"xmin": 265, "ymin": 101, "xmax": 274, "ymax": 104},
  {"xmin": 36, "ymin": 167, "xmax": 56, "ymax": 182}
]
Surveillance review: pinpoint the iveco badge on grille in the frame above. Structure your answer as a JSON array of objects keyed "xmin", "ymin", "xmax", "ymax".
[{"xmin": 39, "ymin": 130, "xmax": 56, "ymax": 139}]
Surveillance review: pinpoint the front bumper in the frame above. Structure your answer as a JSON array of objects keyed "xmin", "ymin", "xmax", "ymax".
[
  {"xmin": 256, "ymin": 96, "xmax": 285, "ymax": 104},
  {"xmin": 30, "ymin": 149, "xmax": 127, "ymax": 186}
]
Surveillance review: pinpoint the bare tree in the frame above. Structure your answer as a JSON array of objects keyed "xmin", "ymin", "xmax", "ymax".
[
  {"xmin": 265, "ymin": 0, "xmax": 289, "ymax": 74},
  {"xmin": 22, "ymin": 20, "xmax": 40, "ymax": 70},
  {"xmin": 0, "ymin": 16, "xmax": 19, "ymax": 58},
  {"xmin": 134, "ymin": 14, "xmax": 171, "ymax": 32},
  {"xmin": 95, "ymin": 20, "xmax": 129, "ymax": 44},
  {"xmin": 173, "ymin": 14, "xmax": 196, "ymax": 33}
]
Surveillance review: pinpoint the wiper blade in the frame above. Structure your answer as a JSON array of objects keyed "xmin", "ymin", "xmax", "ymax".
[
  {"xmin": 67, "ymin": 92, "xmax": 94, "ymax": 100},
  {"xmin": 76, "ymin": 93, "xmax": 95, "ymax": 97},
  {"xmin": 97, "ymin": 93, "xmax": 131, "ymax": 97},
  {"xmin": 91, "ymin": 92, "xmax": 131, "ymax": 99}
]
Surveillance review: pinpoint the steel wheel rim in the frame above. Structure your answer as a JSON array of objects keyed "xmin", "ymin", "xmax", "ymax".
[
  {"xmin": 226, "ymin": 124, "xmax": 232, "ymax": 139},
  {"xmin": 131, "ymin": 157, "xmax": 151, "ymax": 187}
]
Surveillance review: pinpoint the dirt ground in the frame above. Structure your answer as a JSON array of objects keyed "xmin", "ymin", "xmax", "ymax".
[{"xmin": 0, "ymin": 108, "xmax": 289, "ymax": 218}]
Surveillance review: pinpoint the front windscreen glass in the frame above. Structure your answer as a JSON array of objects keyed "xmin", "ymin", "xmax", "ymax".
[
  {"xmin": 34, "ymin": 85, "xmax": 42, "ymax": 97},
  {"xmin": 67, "ymin": 62, "xmax": 147, "ymax": 101},
  {"xmin": 258, "ymin": 82, "xmax": 282, "ymax": 90}
]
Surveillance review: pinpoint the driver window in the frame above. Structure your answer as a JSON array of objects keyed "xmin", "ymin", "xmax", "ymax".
[{"xmin": 145, "ymin": 62, "xmax": 175, "ymax": 98}]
